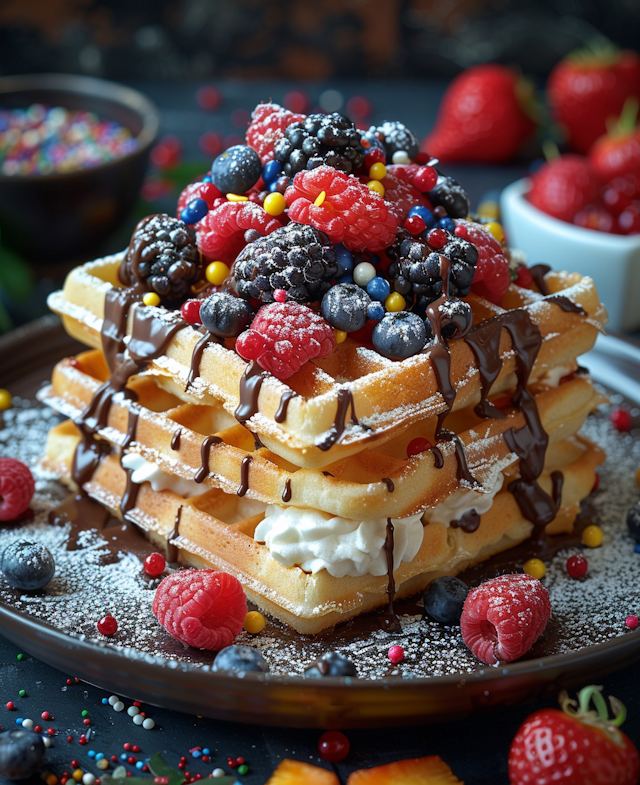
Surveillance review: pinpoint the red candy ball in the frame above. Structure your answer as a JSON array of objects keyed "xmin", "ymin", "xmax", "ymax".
[
  {"xmin": 199, "ymin": 182, "xmax": 223, "ymax": 206},
  {"xmin": 412, "ymin": 165, "xmax": 438, "ymax": 193},
  {"xmin": 427, "ymin": 228, "xmax": 448, "ymax": 249},
  {"xmin": 388, "ymin": 645, "xmax": 405, "ymax": 664},
  {"xmin": 318, "ymin": 730, "xmax": 350, "ymax": 762},
  {"xmin": 404, "ymin": 215, "xmax": 427, "ymax": 235},
  {"xmin": 180, "ymin": 299, "xmax": 202, "ymax": 327},
  {"xmin": 143, "ymin": 552, "xmax": 166, "ymax": 578},
  {"xmin": 196, "ymin": 85, "xmax": 222, "ymax": 111},
  {"xmin": 97, "ymin": 615, "xmax": 118, "ymax": 636},
  {"xmin": 626, "ymin": 615, "xmax": 639, "ymax": 630},
  {"xmin": 454, "ymin": 224, "xmax": 469, "ymax": 239},
  {"xmin": 610, "ymin": 407, "xmax": 632, "ymax": 432},
  {"xmin": 566, "ymin": 554, "xmax": 588, "ymax": 579},
  {"xmin": 364, "ymin": 148, "xmax": 386, "ymax": 167},
  {"xmin": 406, "ymin": 437, "xmax": 432, "ymax": 457}
]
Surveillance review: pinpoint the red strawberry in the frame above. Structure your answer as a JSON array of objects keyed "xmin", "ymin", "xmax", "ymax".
[
  {"xmin": 590, "ymin": 99, "xmax": 640, "ymax": 181},
  {"xmin": 0, "ymin": 458, "xmax": 35, "ymax": 522},
  {"xmin": 421, "ymin": 64, "xmax": 536, "ymax": 164},
  {"xmin": 454, "ymin": 219, "xmax": 511, "ymax": 305},
  {"xmin": 509, "ymin": 685, "xmax": 639, "ymax": 785},
  {"xmin": 548, "ymin": 47, "xmax": 640, "ymax": 154},
  {"xmin": 528, "ymin": 155, "xmax": 600, "ymax": 224},
  {"xmin": 246, "ymin": 102, "xmax": 306, "ymax": 164},
  {"xmin": 573, "ymin": 202, "xmax": 615, "ymax": 233},
  {"xmin": 460, "ymin": 573, "xmax": 550, "ymax": 665}
]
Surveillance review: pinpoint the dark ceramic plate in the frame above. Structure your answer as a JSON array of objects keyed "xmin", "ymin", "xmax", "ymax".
[{"xmin": 0, "ymin": 318, "xmax": 639, "ymax": 729}]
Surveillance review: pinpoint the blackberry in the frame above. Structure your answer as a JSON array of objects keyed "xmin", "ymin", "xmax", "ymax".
[
  {"xmin": 373, "ymin": 121, "xmax": 419, "ymax": 163},
  {"xmin": 386, "ymin": 230, "xmax": 478, "ymax": 314},
  {"xmin": 119, "ymin": 214, "xmax": 203, "ymax": 305},
  {"xmin": 229, "ymin": 222, "xmax": 339, "ymax": 304},
  {"xmin": 273, "ymin": 112, "xmax": 364, "ymax": 176}
]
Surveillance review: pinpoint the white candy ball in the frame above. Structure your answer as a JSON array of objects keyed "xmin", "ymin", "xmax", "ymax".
[
  {"xmin": 108, "ymin": 695, "xmax": 119, "ymax": 706},
  {"xmin": 392, "ymin": 150, "xmax": 411, "ymax": 164},
  {"xmin": 82, "ymin": 775, "xmax": 96, "ymax": 785},
  {"xmin": 113, "ymin": 701, "xmax": 125, "ymax": 712},
  {"xmin": 353, "ymin": 262, "xmax": 376, "ymax": 287},
  {"xmin": 132, "ymin": 713, "xmax": 144, "ymax": 725},
  {"xmin": 212, "ymin": 770, "xmax": 225, "ymax": 779},
  {"xmin": 42, "ymin": 736, "xmax": 53, "ymax": 748},
  {"xmin": 127, "ymin": 706, "xmax": 140, "ymax": 717},
  {"xmin": 142, "ymin": 717, "xmax": 156, "ymax": 730},
  {"xmin": 21, "ymin": 719, "xmax": 33, "ymax": 730}
]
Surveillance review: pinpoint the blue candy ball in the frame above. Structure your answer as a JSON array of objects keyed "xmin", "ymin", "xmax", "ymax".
[
  {"xmin": 334, "ymin": 243, "xmax": 355, "ymax": 272},
  {"xmin": 262, "ymin": 160, "xmax": 283, "ymax": 185},
  {"xmin": 268, "ymin": 180, "xmax": 282, "ymax": 193},
  {"xmin": 366, "ymin": 276, "xmax": 391, "ymax": 302},
  {"xmin": 180, "ymin": 197, "xmax": 208, "ymax": 225},
  {"xmin": 438, "ymin": 217, "xmax": 455, "ymax": 232},
  {"xmin": 202, "ymin": 174, "xmax": 212, "ymax": 183},
  {"xmin": 367, "ymin": 301, "xmax": 385, "ymax": 321},
  {"xmin": 408, "ymin": 205, "xmax": 436, "ymax": 229}
]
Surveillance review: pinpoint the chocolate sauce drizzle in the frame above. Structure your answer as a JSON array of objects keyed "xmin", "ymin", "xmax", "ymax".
[
  {"xmin": 450, "ymin": 508, "xmax": 481, "ymax": 533},
  {"xmin": 235, "ymin": 361, "xmax": 266, "ymax": 424},
  {"xmin": 186, "ymin": 331, "xmax": 213, "ymax": 390},
  {"xmin": 119, "ymin": 407, "xmax": 140, "ymax": 515},
  {"xmin": 380, "ymin": 518, "xmax": 401, "ymax": 633},
  {"xmin": 542, "ymin": 295, "xmax": 586, "ymax": 315},
  {"xmin": 167, "ymin": 505, "xmax": 183, "ymax": 563},
  {"xmin": 194, "ymin": 435, "xmax": 222, "ymax": 484},
  {"xmin": 274, "ymin": 390, "xmax": 297, "ymax": 424},
  {"xmin": 528, "ymin": 264, "xmax": 552, "ymax": 296},
  {"xmin": 282, "ymin": 478, "xmax": 292, "ymax": 503},
  {"xmin": 237, "ymin": 455, "xmax": 253, "ymax": 497},
  {"xmin": 316, "ymin": 388, "xmax": 359, "ymax": 451},
  {"xmin": 171, "ymin": 428, "xmax": 182, "ymax": 450},
  {"xmin": 381, "ymin": 477, "xmax": 395, "ymax": 493}
]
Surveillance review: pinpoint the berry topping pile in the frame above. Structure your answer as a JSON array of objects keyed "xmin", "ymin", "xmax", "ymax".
[{"xmin": 126, "ymin": 99, "xmax": 523, "ymax": 377}]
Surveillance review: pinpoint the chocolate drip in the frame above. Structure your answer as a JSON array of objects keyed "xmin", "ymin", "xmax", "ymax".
[
  {"xmin": 123, "ymin": 407, "xmax": 139, "ymax": 451},
  {"xmin": 167, "ymin": 505, "xmax": 183, "ymax": 562},
  {"xmin": 274, "ymin": 390, "xmax": 297, "ymax": 424},
  {"xmin": 450, "ymin": 508, "xmax": 481, "ymax": 533},
  {"xmin": 322, "ymin": 471, "xmax": 334, "ymax": 477},
  {"xmin": 235, "ymin": 361, "xmax": 266, "ymax": 424},
  {"xmin": 543, "ymin": 295, "xmax": 586, "ymax": 315},
  {"xmin": 465, "ymin": 318, "xmax": 506, "ymax": 420},
  {"xmin": 119, "ymin": 407, "xmax": 141, "ymax": 516},
  {"xmin": 170, "ymin": 428, "xmax": 182, "ymax": 451},
  {"xmin": 186, "ymin": 331, "xmax": 212, "ymax": 390},
  {"xmin": 528, "ymin": 264, "xmax": 551, "ymax": 296},
  {"xmin": 380, "ymin": 518, "xmax": 401, "ymax": 633},
  {"xmin": 237, "ymin": 455, "xmax": 253, "ymax": 497},
  {"xmin": 450, "ymin": 434, "xmax": 479, "ymax": 486},
  {"xmin": 195, "ymin": 435, "xmax": 222, "ymax": 484},
  {"xmin": 101, "ymin": 286, "xmax": 142, "ymax": 373},
  {"xmin": 282, "ymin": 478, "xmax": 292, "ymax": 503},
  {"xmin": 316, "ymin": 388, "xmax": 358, "ymax": 451},
  {"xmin": 381, "ymin": 477, "xmax": 395, "ymax": 493},
  {"xmin": 432, "ymin": 446, "xmax": 444, "ymax": 469},
  {"xmin": 251, "ymin": 431, "xmax": 264, "ymax": 450},
  {"xmin": 508, "ymin": 470, "xmax": 564, "ymax": 528}
]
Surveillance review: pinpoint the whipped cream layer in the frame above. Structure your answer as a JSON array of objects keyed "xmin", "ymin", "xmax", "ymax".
[
  {"xmin": 121, "ymin": 453, "xmax": 204, "ymax": 498},
  {"xmin": 423, "ymin": 474, "xmax": 504, "ymax": 525},
  {"xmin": 254, "ymin": 505, "xmax": 424, "ymax": 578}
]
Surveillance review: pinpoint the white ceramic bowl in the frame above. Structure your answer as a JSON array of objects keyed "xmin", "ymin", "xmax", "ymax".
[{"xmin": 500, "ymin": 178, "xmax": 640, "ymax": 332}]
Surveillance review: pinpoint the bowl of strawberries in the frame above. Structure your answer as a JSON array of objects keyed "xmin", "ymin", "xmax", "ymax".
[{"xmin": 501, "ymin": 103, "xmax": 640, "ymax": 332}]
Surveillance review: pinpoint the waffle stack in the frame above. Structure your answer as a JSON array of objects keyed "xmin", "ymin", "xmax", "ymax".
[{"xmin": 41, "ymin": 247, "xmax": 607, "ymax": 634}]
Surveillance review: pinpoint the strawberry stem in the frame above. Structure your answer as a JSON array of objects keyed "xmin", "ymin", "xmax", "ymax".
[
  {"xmin": 559, "ymin": 685, "xmax": 628, "ymax": 740},
  {"xmin": 542, "ymin": 140, "xmax": 560, "ymax": 162},
  {"xmin": 605, "ymin": 97, "xmax": 639, "ymax": 136}
]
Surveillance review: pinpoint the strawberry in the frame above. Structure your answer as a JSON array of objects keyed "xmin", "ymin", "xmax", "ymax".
[
  {"xmin": 548, "ymin": 47, "xmax": 640, "ymax": 154},
  {"xmin": 509, "ymin": 685, "xmax": 640, "ymax": 785},
  {"xmin": 528, "ymin": 155, "xmax": 600, "ymax": 224},
  {"xmin": 590, "ymin": 99, "xmax": 640, "ymax": 181},
  {"xmin": 346, "ymin": 756, "xmax": 462, "ymax": 784},
  {"xmin": 421, "ymin": 64, "xmax": 537, "ymax": 164}
]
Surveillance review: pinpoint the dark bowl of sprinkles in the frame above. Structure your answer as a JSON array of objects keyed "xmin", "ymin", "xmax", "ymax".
[{"xmin": 0, "ymin": 72, "xmax": 160, "ymax": 260}]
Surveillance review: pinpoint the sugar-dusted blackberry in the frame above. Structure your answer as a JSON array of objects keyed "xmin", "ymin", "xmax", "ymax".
[
  {"xmin": 428, "ymin": 175, "xmax": 470, "ymax": 218},
  {"xmin": 229, "ymin": 222, "xmax": 339, "ymax": 304},
  {"xmin": 119, "ymin": 214, "xmax": 203, "ymax": 305},
  {"xmin": 273, "ymin": 112, "xmax": 364, "ymax": 176},
  {"xmin": 373, "ymin": 121, "xmax": 419, "ymax": 163}
]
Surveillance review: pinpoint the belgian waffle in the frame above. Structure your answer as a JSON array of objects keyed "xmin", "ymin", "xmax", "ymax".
[{"xmin": 47, "ymin": 253, "xmax": 606, "ymax": 469}]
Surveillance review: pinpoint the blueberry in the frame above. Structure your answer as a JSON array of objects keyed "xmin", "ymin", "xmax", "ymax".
[
  {"xmin": 180, "ymin": 197, "xmax": 208, "ymax": 225},
  {"xmin": 212, "ymin": 645, "xmax": 269, "ymax": 674},
  {"xmin": 428, "ymin": 176, "xmax": 470, "ymax": 219},
  {"xmin": 372, "ymin": 311, "xmax": 427, "ymax": 359},
  {"xmin": 0, "ymin": 729, "xmax": 46, "ymax": 779},
  {"xmin": 262, "ymin": 160, "xmax": 283, "ymax": 186},
  {"xmin": 366, "ymin": 301, "xmax": 385, "ymax": 321},
  {"xmin": 627, "ymin": 502, "xmax": 640, "ymax": 543},
  {"xmin": 200, "ymin": 292, "xmax": 255, "ymax": 338},
  {"xmin": 321, "ymin": 283, "xmax": 370, "ymax": 332},
  {"xmin": 423, "ymin": 576, "xmax": 469, "ymax": 625},
  {"xmin": 304, "ymin": 651, "xmax": 358, "ymax": 679},
  {"xmin": 334, "ymin": 243, "xmax": 355, "ymax": 273},
  {"xmin": 0, "ymin": 541, "xmax": 55, "ymax": 592},
  {"xmin": 211, "ymin": 145, "xmax": 262, "ymax": 195},
  {"xmin": 366, "ymin": 276, "xmax": 390, "ymax": 302},
  {"xmin": 408, "ymin": 205, "xmax": 436, "ymax": 229}
]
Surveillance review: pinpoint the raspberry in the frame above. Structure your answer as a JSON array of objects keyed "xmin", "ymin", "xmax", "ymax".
[
  {"xmin": 196, "ymin": 201, "xmax": 281, "ymax": 265},
  {"xmin": 455, "ymin": 219, "xmax": 511, "ymax": 305},
  {"xmin": 513, "ymin": 264, "xmax": 533, "ymax": 289},
  {"xmin": 0, "ymin": 458, "xmax": 35, "ymax": 522},
  {"xmin": 380, "ymin": 169, "xmax": 434, "ymax": 223},
  {"xmin": 285, "ymin": 165, "xmax": 398, "ymax": 253},
  {"xmin": 460, "ymin": 573, "xmax": 551, "ymax": 665},
  {"xmin": 176, "ymin": 181, "xmax": 223, "ymax": 219},
  {"xmin": 245, "ymin": 102, "xmax": 306, "ymax": 164},
  {"xmin": 235, "ymin": 302, "xmax": 336, "ymax": 379},
  {"xmin": 152, "ymin": 569, "xmax": 247, "ymax": 651}
]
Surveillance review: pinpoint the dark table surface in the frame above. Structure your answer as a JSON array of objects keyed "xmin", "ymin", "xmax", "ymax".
[{"xmin": 1, "ymin": 79, "xmax": 639, "ymax": 784}]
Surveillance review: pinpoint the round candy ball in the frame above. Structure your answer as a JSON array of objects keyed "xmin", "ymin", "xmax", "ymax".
[
  {"xmin": 353, "ymin": 261, "xmax": 377, "ymax": 287},
  {"xmin": 211, "ymin": 145, "xmax": 262, "ymax": 195},
  {"xmin": 200, "ymin": 292, "xmax": 255, "ymax": 337},
  {"xmin": 0, "ymin": 540, "xmax": 55, "ymax": 591},
  {"xmin": 0, "ymin": 729, "xmax": 46, "ymax": 779}
]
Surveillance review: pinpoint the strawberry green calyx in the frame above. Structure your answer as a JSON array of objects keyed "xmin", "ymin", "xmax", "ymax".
[
  {"xmin": 567, "ymin": 40, "xmax": 623, "ymax": 69},
  {"xmin": 559, "ymin": 685, "xmax": 628, "ymax": 746},
  {"xmin": 606, "ymin": 97, "xmax": 639, "ymax": 137}
]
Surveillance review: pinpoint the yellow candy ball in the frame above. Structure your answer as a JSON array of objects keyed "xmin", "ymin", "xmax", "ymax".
[
  {"xmin": 334, "ymin": 329, "xmax": 347, "ymax": 344},
  {"xmin": 46, "ymin": 775, "xmax": 58, "ymax": 785},
  {"xmin": 582, "ymin": 524, "xmax": 603, "ymax": 548},
  {"xmin": 263, "ymin": 192, "xmax": 286, "ymax": 216},
  {"xmin": 226, "ymin": 193, "xmax": 248, "ymax": 202},
  {"xmin": 367, "ymin": 180, "xmax": 385, "ymax": 197},
  {"xmin": 477, "ymin": 201, "xmax": 500, "ymax": 220},
  {"xmin": 368, "ymin": 162, "xmax": 387, "ymax": 180},
  {"xmin": 97, "ymin": 760, "xmax": 109, "ymax": 771},
  {"xmin": 72, "ymin": 771, "xmax": 84, "ymax": 782},
  {"xmin": 484, "ymin": 221, "xmax": 505, "ymax": 243},
  {"xmin": 385, "ymin": 292, "xmax": 406, "ymax": 312},
  {"xmin": 523, "ymin": 558, "xmax": 546, "ymax": 580},
  {"xmin": 206, "ymin": 261, "xmax": 231, "ymax": 286},
  {"xmin": 0, "ymin": 388, "xmax": 12, "ymax": 412},
  {"xmin": 142, "ymin": 292, "xmax": 161, "ymax": 307},
  {"xmin": 244, "ymin": 611, "xmax": 266, "ymax": 634}
]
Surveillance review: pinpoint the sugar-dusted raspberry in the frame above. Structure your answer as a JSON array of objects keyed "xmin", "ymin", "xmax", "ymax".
[
  {"xmin": 176, "ymin": 181, "xmax": 224, "ymax": 220},
  {"xmin": 0, "ymin": 458, "xmax": 35, "ymax": 522},
  {"xmin": 235, "ymin": 302, "xmax": 336, "ymax": 379},
  {"xmin": 285, "ymin": 165, "xmax": 398, "ymax": 253},
  {"xmin": 196, "ymin": 201, "xmax": 282, "ymax": 265},
  {"xmin": 381, "ymin": 168, "xmax": 433, "ymax": 223},
  {"xmin": 513, "ymin": 264, "xmax": 533, "ymax": 289},
  {"xmin": 460, "ymin": 573, "xmax": 551, "ymax": 665},
  {"xmin": 245, "ymin": 102, "xmax": 306, "ymax": 164},
  {"xmin": 152, "ymin": 569, "xmax": 247, "ymax": 651},
  {"xmin": 454, "ymin": 219, "xmax": 511, "ymax": 305}
]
